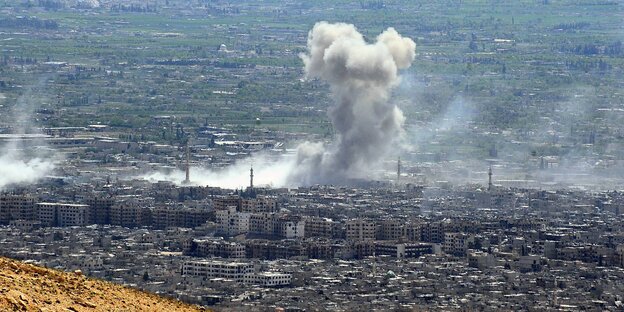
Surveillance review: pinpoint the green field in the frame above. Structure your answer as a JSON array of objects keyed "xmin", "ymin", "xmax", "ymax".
[{"xmin": 0, "ymin": 0, "xmax": 622, "ymax": 158}]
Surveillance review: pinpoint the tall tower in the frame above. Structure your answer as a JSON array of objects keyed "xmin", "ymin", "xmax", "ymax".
[
  {"xmin": 183, "ymin": 141, "xmax": 190, "ymax": 184},
  {"xmin": 249, "ymin": 166, "xmax": 254, "ymax": 190},
  {"xmin": 397, "ymin": 157, "xmax": 401, "ymax": 183},
  {"xmin": 488, "ymin": 166, "xmax": 493, "ymax": 191}
]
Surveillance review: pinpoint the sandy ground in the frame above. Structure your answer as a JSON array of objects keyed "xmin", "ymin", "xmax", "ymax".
[{"xmin": 0, "ymin": 257, "xmax": 205, "ymax": 311}]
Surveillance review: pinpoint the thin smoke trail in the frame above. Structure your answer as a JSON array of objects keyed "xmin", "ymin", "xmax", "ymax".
[{"xmin": 0, "ymin": 78, "xmax": 59, "ymax": 190}]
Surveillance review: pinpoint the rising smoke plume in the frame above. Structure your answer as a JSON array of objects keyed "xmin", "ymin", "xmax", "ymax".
[
  {"xmin": 0, "ymin": 81, "xmax": 59, "ymax": 190},
  {"xmin": 139, "ymin": 22, "xmax": 415, "ymax": 188},
  {"xmin": 290, "ymin": 22, "xmax": 416, "ymax": 185}
]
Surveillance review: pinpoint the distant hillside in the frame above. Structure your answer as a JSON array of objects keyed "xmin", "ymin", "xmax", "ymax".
[{"xmin": 0, "ymin": 257, "xmax": 204, "ymax": 311}]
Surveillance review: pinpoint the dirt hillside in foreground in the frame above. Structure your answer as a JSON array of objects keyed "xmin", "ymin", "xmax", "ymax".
[{"xmin": 0, "ymin": 257, "xmax": 204, "ymax": 311}]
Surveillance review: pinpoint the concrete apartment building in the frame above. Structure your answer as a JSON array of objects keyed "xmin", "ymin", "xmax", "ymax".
[
  {"xmin": 346, "ymin": 219, "xmax": 376, "ymax": 241},
  {"xmin": 184, "ymin": 238, "xmax": 246, "ymax": 258},
  {"xmin": 37, "ymin": 203, "xmax": 90, "ymax": 227},
  {"xmin": 110, "ymin": 202, "xmax": 151, "ymax": 228},
  {"xmin": 217, "ymin": 209, "xmax": 304, "ymax": 239},
  {"xmin": 275, "ymin": 215, "xmax": 305, "ymax": 239},
  {"xmin": 243, "ymin": 272, "xmax": 292, "ymax": 287},
  {"xmin": 85, "ymin": 196, "xmax": 114, "ymax": 224},
  {"xmin": 213, "ymin": 196, "xmax": 278, "ymax": 213},
  {"xmin": 181, "ymin": 259, "xmax": 291, "ymax": 286},
  {"xmin": 375, "ymin": 242, "xmax": 434, "ymax": 258},
  {"xmin": 304, "ymin": 217, "xmax": 334, "ymax": 238},
  {"xmin": 240, "ymin": 196, "xmax": 278, "ymax": 213},
  {"xmin": 213, "ymin": 196, "xmax": 241, "ymax": 211},
  {"xmin": 377, "ymin": 219, "xmax": 406, "ymax": 241},
  {"xmin": 443, "ymin": 232, "xmax": 470, "ymax": 256},
  {"xmin": 422, "ymin": 221, "xmax": 445, "ymax": 243},
  {"xmin": 181, "ymin": 260, "xmax": 255, "ymax": 281},
  {"xmin": 152, "ymin": 207, "xmax": 212, "ymax": 229},
  {"xmin": 215, "ymin": 206, "xmax": 250, "ymax": 236},
  {"xmin": 249, "ymin": 212, "xmax": 275, "ymax": 236},
  {"xmin": 0, "ymin": 194, "xmax": 36, "ymax": 224}
]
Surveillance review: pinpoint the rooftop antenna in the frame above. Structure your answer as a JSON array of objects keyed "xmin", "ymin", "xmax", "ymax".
[
  {"xmin": 397, "ymin": 157, "xmax": 402, "ymax": 184},
  {"xmin": 183, "ymin": 140, "xmax": 191, "ymax": 184},
  {"xmin": 488, "ymin": 166, "xmax": 493, "ymax": 191},
  {"xmin": 372, "ymin": 250, "xmax": 376, "ymax": 277}
]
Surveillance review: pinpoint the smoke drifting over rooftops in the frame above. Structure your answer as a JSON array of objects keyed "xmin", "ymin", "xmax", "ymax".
[
  {"xmin": 140, "ymin": 22, "xmax": 415, "ymax": 188},
  {"xmin": 289, "ymin": 22, "xmax": 416, "ymax": 185},
  {"xmin": 142, "ymin": 154, "xmax": 294, "ymax": 189}
]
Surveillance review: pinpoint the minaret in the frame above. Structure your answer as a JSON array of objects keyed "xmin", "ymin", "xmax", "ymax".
[
  {"xmin": 488, "ymin": 166, "xmax": 493, "ymax": 191},
  {"xmin": 183, "ymin": 141, "xmax": 190, "ymax": 184},
  {"xmin": 249, "ymin": 166, "xmax": 254, "ymax": 190},
  {"xmin": 397, "ymin": 157, "xmax": 401, "ymax": 183}
]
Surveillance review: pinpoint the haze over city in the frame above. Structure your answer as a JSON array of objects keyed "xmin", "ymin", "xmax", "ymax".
[{"xmin": 0, "ymin": 0, "xmax": 623, "ymax": 311}]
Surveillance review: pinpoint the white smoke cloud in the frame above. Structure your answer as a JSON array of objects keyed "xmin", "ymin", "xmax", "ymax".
[
  {"xmin": 0, "ymin": 146, "xmax": 56, "ymax": 189},
  {"xmin": 290, "ymin": 22, "xmax": 416, "ymax": 185},
  {"xmin": 0, "ymin": 79, "xmax": 60, "ymax": 190},
  {"xmin": 139, "ymin": 22, "xmax": 416, "ymax": 188},
  {"xmin": 141, "ymin": 154, "xmax": 296, "ymax": 189}
]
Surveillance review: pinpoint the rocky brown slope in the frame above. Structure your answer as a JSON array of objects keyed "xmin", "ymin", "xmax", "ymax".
[{"xmin": 0, "ymin": 257, "xmax": 204, "ymax": 311}]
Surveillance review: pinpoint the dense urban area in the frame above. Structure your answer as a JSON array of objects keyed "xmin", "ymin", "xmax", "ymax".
[{"xmin": 1, "ymin": 0, "xmax": 624, "ymax": 311}]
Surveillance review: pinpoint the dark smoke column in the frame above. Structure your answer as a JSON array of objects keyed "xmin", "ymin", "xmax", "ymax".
[{"xmin": 290, "ymin": 22, "xmax": 416, "ymax": 185}]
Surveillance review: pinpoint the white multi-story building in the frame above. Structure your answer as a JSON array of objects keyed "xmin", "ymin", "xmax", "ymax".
[
  {"xmin": 243, "ymin": 272, "xmax": 292, "ymax": 287},
  {"xmin": 181, "ymin": 260, "xmax": 255, "ymax": 281},
  {"xmin": 215, "ymin": 206, "xmax": 250, "ymax": 236},
  {"xmin": 181, "ymin": 260, "xmax": 291, "ymax": 286},
  {"xmin": 286, "ymin": 220, "xmax": 304, "ymax": 239},
  {"xmin": 276, "ymin": 216, "xmax": 305, "ymax": 239}
]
